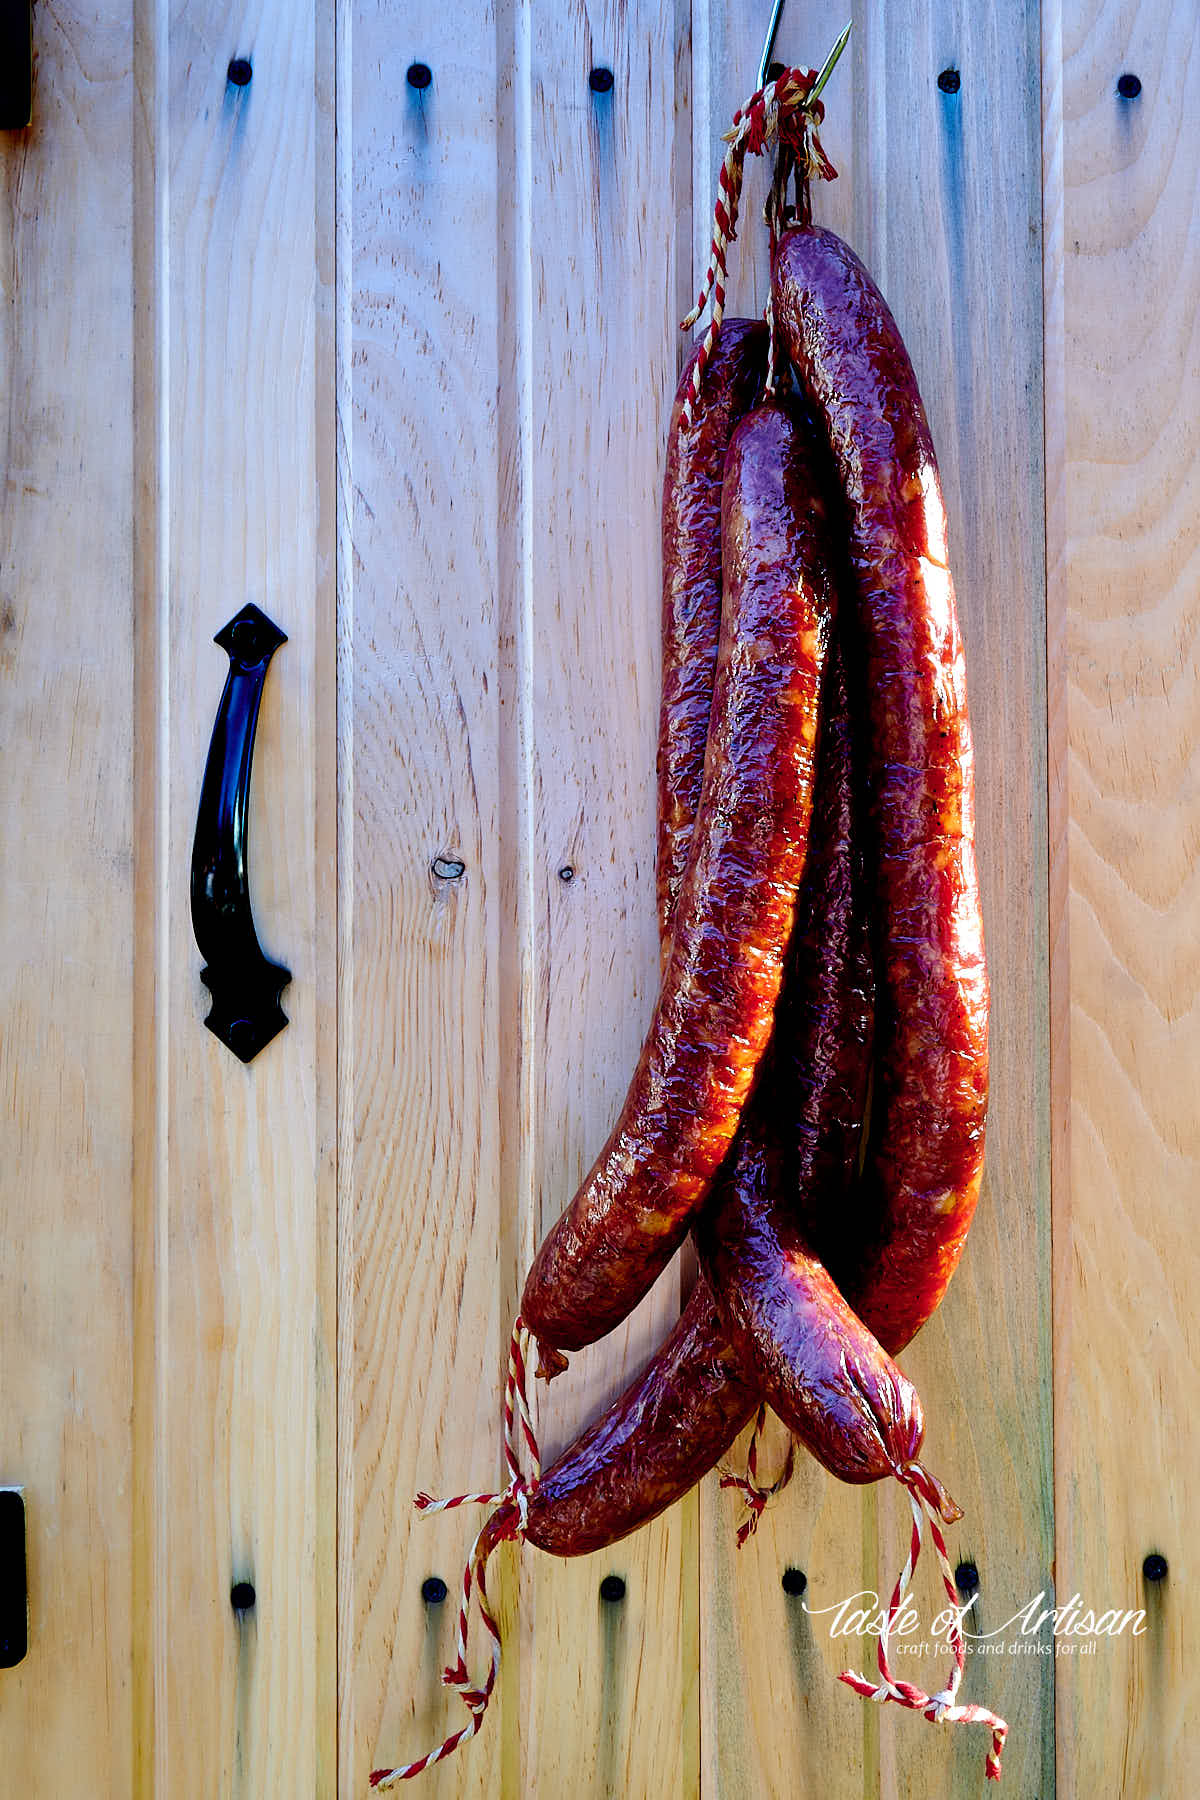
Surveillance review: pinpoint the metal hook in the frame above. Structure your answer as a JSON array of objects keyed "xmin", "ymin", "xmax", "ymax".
[
  {"xmin": 757, "ymin": 9, "xmax": 852, "ymax": 104},
  {"xmin": 808, "ymin": 19, "xmax": 853, "ymax": 106},
  {"xmin": 756, "ymin": 0, "xmax": 787, "ymax": 91}
]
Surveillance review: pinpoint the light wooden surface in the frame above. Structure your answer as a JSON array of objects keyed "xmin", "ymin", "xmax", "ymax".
[
  {"xmin": 0, "ymin": 0, "xmax": 136, "ymax": 1790},
  {"xmin": 511, "ymin": 2, "xmax": 692, "ymax": 1795},
  {"xmin": 1, "ymin": 0, "xmax": 1196, "ymax": 1794},
  {"xmin": 1047, "ymin": 2, "xmax": 1199, "ymax": 1794},
  {"xmin": 337, "ymin": 0, "xmax": 506, "ymax": 1792},
  {"xmin": 134, "ymin": 0, "xmax": 336, "ymax": 1793},
  {"xmin": 0, "ymin": 0, "xmax": 333, "ymax": 1792}
]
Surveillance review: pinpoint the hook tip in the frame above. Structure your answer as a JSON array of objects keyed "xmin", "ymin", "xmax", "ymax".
[{"xmin": 755, "ymin": 0, "xmax": 788, "ymax": 92}]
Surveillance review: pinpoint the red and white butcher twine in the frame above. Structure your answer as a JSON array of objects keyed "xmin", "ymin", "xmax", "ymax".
[
  {"xmin": 718, "ymin": 1402, "xmax": 797, "ymax": 1548},
  {"xmin": 680, "ymin": 63, "xmax": 838, "ymax": 426},
  {"xmin": 839, "ymin": 1461, "xmax": 1008, "ymax": 1782},
  {"xmin": 369, "ymin": 1318, "xmax": 541, "ymax": 1788}
]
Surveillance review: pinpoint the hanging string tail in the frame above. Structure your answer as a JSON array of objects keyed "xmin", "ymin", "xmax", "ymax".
[
  {"xmin": 719, "ymin": 1403, "xmax": 798, "ymax": 1547},
  {"xmin": 369, "ymin": 1317, "xmax": 541, "ymax": 1788},
  {"xmin": 838, "ymin": 1461, "xmax": 1009, "ymax": 1783},
  {"xmin": 680, "ymin": 55, "xmax": 841, "ymax": 427}
]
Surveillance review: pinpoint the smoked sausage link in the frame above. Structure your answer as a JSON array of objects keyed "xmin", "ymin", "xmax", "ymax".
[
  {"xmin": 700, "ymin": 1132, "xmax": 924, "ymax": 1481},
  {"xmin": 658, "ymin": 319, "xmax": 768, "ymax": 952},
  {"xmin": 772, "ymin": 226, "xmax": 989, "ymax": 1356},
  {"xmin": 696, "ymin": 646, "xmax": 922, "ymax": 1481},
  {"xmin": 539, "ymin": 320, "xmax": 769, "ymax": 1532},
  {"xmin": 473, "ymin": 355, "xmax": 769, "ymax": 1552},
  {"xmin": 483, "ymin": 1284, "xmax": 757, "ymax": 1558},
  {"xmin": 770, "ymin": 643, "xmax": 874, "ymax": 1238},
  {"xmin": 521, "ymin": 399, "xmax": 834, "ymax": 1373}
]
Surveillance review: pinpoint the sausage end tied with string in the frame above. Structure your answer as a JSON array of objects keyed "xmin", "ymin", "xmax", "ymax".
[
  {"xmin": 368, "ymin": 1318, "xmax": 540, "ymax": 1788},
  {"xmin": 719, "ymin": 1402, "xmax": 797, "ymax": 1547},
  {"xmin": 839, "ymin": 1461, "xmax": 1008, "ymax": 1782},
  {"xmin": 369, "ymin": 1321, "xmax": 792, "ymax": 1785}
]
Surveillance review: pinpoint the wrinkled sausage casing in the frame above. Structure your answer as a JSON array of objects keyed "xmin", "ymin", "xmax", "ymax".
[
  {"xmin": 771, "ymin": 644, "xmax": 875, "ymax": 1235},
  {"xmin": 521, "ymin": 399, "xmax": 834, "ymax": 1371},
  {"xmin": 772, "ymin": 226, "xmax": 989, "ymax": 1356},
  {"xmin": 490, "ymin": 1285, "xmax": 757, "ymax": 1559},
  {"xmin": 697, "ymin": 646, "xmax": 922, "ymax": 1481},
  {"xmin": 487, "ymin": 331, "xmax": 768, "ymax": 1559},
  {"xmin": 700, "ymin": 1130, "xmax": 924, "ymax": 1480},
  {"xmin": 658, "ymin": 320, "xmax": 768, "ymax": 955}
]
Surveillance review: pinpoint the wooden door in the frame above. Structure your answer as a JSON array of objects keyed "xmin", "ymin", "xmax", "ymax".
[
  {"xmin": 0, "ymin": 0, "xmax": 335, "ymax": 1792},
  {"xmin": 2, "ymin": 0, "xmax": 1196, "ymax": 1795}
]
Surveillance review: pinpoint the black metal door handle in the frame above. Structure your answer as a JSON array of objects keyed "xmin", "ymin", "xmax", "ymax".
[
  {"xmin": 0, "ymin": 1489, "xmax": 26, "ymax": 1668},
  {"xmin": 0, "ymin": 0, "xmax": 32, "ymax": 129},
  {"xmin": 191, "ymin": 604, "xmax": 290, "ymax": 1062}
]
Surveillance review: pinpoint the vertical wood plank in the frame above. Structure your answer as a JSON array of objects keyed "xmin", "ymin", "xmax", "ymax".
[
  {"xmin": 344, "ymin": 1, "xmax": 697, "ymax": 1792},
  {"xmin": 337, "ymin": 5, "xmax": 504, "ymax": 1793},
  {"xmin": 695, "ymin": 4, "xmax": 1052, "ymax": 1795},
  {"xmin": 143, "ymin": 0, "xmax": 336, "ymax": 1790},
  {"xmin": 859, "ymin": 8, "xmax": 1052, "ymax": 1795},
  {"xmin": 0, "ymin": 1, "xmax": 135, "ymax": 1789},
  {"xmin": 510, "ymin": 3, "xmax": 694, "ymax": 1795},
  {"xmin": 1046, "ymin": 2, "xmax": 1200, "ymax": 1791}
]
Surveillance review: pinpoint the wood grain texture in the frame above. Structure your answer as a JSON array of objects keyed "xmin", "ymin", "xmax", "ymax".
[
  {"xmin": 338, "ymin": 3, "xmax": 505, "ymax": 1792},
  {"xmin": 694, "ymin": 4, "xmax": 1052, "ymax": 1795},
  {"xmin": 1047, "ymin": 2, "xmax": 1200, "ymax": 1792},
  {"xmin": 139, "ymin": 0, "xmax": 336, "ymax": 1791},
  {"xmin": 12, "ymin": 0, "xmax": 1200, "ymax": 1791},
  {"xmin": 345, "ymin": 0, "xmax": 696, "ymax": 1790},
  {"xmin": 511, "ymin": 2, "xmax": 694, "ymax": 1794},
  {"xmin": 0, "ymin": 1, "xmax": 136, "ymax": 1789}
]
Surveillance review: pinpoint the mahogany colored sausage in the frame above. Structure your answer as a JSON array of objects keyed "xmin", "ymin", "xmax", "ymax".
[
  {"xmin": 700, "ymin": 1134, "xmax": 925, "ymax": 1482},
  {"xmin": 482, "ymin": 1287, "xmax": 757, "ymax": 1558},
  {"xmin": 772, "ymin": 226, "xmax": 989, "ymax": 1355},
  {"xmin": 696, "ymin": 645, "xmax": 924, "ymax": 1483},
  {"xmin": 658, "ymin": 319, "xmax": 768, "ymax": 952},
  {"xmin": 768, "ymin": 642, "xmax": 874, "ymax": 1237},
  {"xmin": 521, "ymin": 398, "xmax": 833, "ymax": 1374},
  {"xmin": 464, "ymin": 332, "xmax": 771, "ymax": 1562},
  {"xmin": 516, "ymin": 584, "xmax": 931, "ymax": 1546}
]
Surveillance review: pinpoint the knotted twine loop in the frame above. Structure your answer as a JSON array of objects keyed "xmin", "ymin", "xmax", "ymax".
[
  {"xmin": 838, "ymin": 1461, "xmax": 1008, "ymax": 1783},
  {"xmin": 719, "ymin": 1403, "xmax": 798, "ymax": 1547},
  {"xmin": 681, "ymin": 66, "xmax": 839, "ymax": 426},
  {"xmin": 369, "ymin": 1317, "xmax": 541, "ymax": 1788}
]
